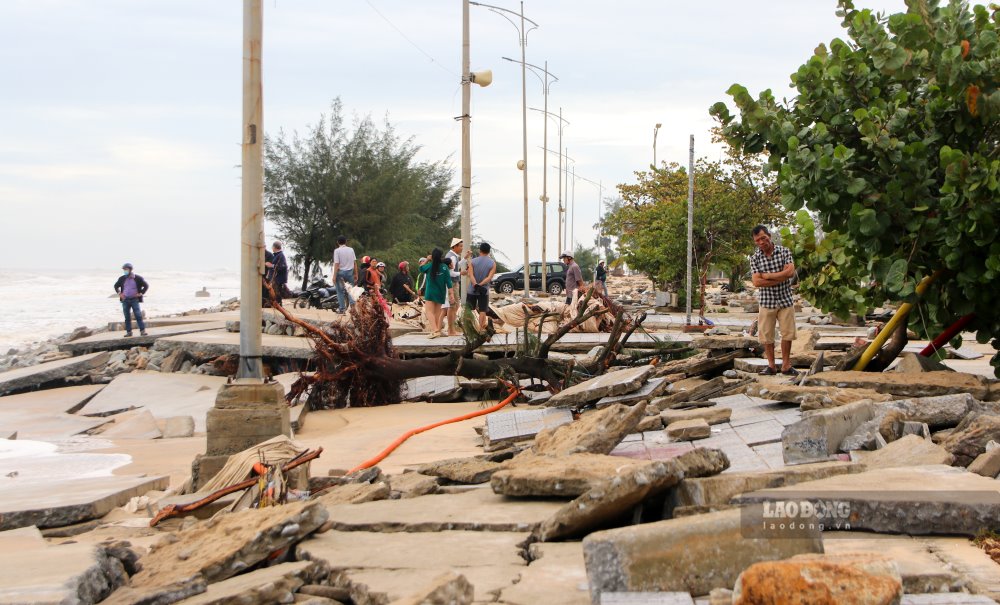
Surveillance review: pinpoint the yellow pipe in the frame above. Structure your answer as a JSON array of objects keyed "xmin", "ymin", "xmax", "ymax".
[{"xmin": 852, "ymin": 270, "xmax": 942, "ymax": 371}]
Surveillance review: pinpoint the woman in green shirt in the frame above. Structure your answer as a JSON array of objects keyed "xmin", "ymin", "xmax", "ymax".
[{"xmin": 419, "ymin": 248, "xmax": 454, "ymax": 338}]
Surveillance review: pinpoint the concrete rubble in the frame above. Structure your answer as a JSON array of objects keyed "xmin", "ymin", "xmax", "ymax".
[{"xmin": 5, "ymin": 285, "xmax": 1000, "ymax": 604}]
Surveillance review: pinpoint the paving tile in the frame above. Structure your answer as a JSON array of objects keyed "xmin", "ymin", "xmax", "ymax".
[
  {"xmin": 751, "ymin": 442, "xmax": 786, "ymax": 470},
  {"xmin": 609, "ymin": 442, "xmax": 651, "ymax": 461},
  {"xmin": 732, "ymin": 419, "xmax": 785, "ymax": 447},
  {"xmin": 643, "ymin": 442, "xmax": 695, "ymax": 461}
]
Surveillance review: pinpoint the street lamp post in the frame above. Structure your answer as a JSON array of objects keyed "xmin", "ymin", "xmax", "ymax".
[
  {"xmin": 460, "ymin": 0, "xmax": 492, "ymax": 301},
  {"xmin": 472, "ymin": 1, "xmax": 538, "ymax": 297},
  {"xmin": 653, "ymin": 122, "xmax": 662, "ymax": 168},
  {"xmin": 686, "ymin": 134, "xmax": 694, "ymax": 326}
]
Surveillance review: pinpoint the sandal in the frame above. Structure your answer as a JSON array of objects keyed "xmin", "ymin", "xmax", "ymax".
[
  {"xmin": 427, "ymin": 331, "xmax": 440, "ymax": 339},
  {"xmin": 758, "ymin": 366, "xmax": 778, "ymax": 376},
  {"xmin": 780, "ymin": 368, "xmax": 799, "ymax": 377}
]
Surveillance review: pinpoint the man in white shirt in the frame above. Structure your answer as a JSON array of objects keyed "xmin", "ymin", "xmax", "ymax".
[{"xmin": 332, "ymin": 235, "xmax": 358, "ymax": 314}]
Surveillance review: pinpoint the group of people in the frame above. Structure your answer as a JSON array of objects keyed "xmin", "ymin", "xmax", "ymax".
[{"xmin": 326, "ymin": 236, "xmax": 499, "ymax": 337}]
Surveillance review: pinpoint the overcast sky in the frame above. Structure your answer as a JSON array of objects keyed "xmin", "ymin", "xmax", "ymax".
[{"xmin": 1, "ymin": 0, "xmax": 906, "ymax": 272}]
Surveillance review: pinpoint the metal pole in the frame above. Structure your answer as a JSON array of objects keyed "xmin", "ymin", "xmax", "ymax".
[
  {"xmin": 686, "ymin": 134, "xmax": 694, "ymax": 326},
  {"xmin": 564, "ymin": 146, "xmax": 570, "ymax": 250},
  {"xmin": 519, "ymin": 1, "xmax": 529, "ymax": 297},
  {"xmin": 556, "ymin": 107, "xmax": 563, "ymax": 258},
  {"xmin": 540, "ymin": 60, "xmax": 549, "ymax": 293},
  {"xmin": 597, "ymin": 180, "xmax": 603, "ymax": 261},
  {"xmin": 238, "ymin": 0, "xmax": 264, "ymax": 379},
  {"xmin": 460, "ymin": 0, "xmax": 472, "ymax": 302},
  {"xmin": 570, "ymin": 163, "xmax": 576, "ymax": 251}
]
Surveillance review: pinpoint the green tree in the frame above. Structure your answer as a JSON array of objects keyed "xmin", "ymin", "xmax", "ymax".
[
  {"xmin": 265, "ymin": 99, "xmax": 460, "ymax": 288},
  {"xmin": 573, "ymin": 244, "xmax": 599, "ymax": 281},
  {"xmin": 711, "ymin": 0, "xmax": 1000, "ymax": 372},
  {"xmin": 601, "ymin": 147, "xmax": 787, "ymax": 312}
]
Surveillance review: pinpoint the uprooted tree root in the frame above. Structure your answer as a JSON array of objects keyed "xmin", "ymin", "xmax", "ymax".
[{"xmin": 266, "ymin": 284, "xmax": 653, "ymax": 409}]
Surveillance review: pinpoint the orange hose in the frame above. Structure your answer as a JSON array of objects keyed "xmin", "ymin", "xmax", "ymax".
[{"xmin": 348, "ymin": 386, "xmax": 521, "ymax": 473}]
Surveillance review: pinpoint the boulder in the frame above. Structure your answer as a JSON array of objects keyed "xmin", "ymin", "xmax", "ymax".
[
  {"xmin": 546, "ymin": 365, "xmax": 654, "ymax": 408},
  {"xmin": 733, "ymin": 554, "xmax": 903, "ymax": 605},
  {"xmin": 388, "ymin": 473, "xmax": 440, "ymax": 498},
  {"xmin": 968, "ymin": 448, "xmax": 1000, "ymax": 478},
  {"xmin": 661, "ymin": 406, "xmax": 732, "ymax": 426},
  {"xmin": 635, "ymin": 415, "xmax": 663, "ymax": 432},
  {"xmin": 666, "ymin": 418, "xmax": 711, "ymax": 440},
  {"xmin": 939, "ymin": 414, "xmax": 1000, "ymax": 467},
  {"xmin": 534, "ymin": 448, "xmax": 729, "ymax": 542},
  {"xmin": 583, "ymin": 508, "xmax": 823, "ymax": 600},
  {"xmin": 491, "ymin": 453, "xmax": 645, "ymax": 497},
  {"xmin": 533, "ymin": 402, "xmax": 647, "ymax": 456}
]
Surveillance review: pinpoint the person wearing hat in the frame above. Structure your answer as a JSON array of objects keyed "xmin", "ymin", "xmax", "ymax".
[
  {"xmin": 445, "ymin": 237, "xmax": 464, "ymax": 336},
  {"xmin": 114, "ymin": 263, "xmax": 149, "ymax": 337},
  {"xmin": 390, "ymin": 261, "xmax": 418, "ymax": 303},
  {"xmin": 560, "ymin": 250, "xmax": 585, "ymax": 305}
]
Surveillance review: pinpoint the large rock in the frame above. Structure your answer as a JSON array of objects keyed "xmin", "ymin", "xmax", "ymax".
[
  {"xmin": 733, "ymin": 554, "xmax": 903, "ymax": 605},
  {"xmin": 103, "ymin": 501, "xmax": 328, "ymax": 604},
  {"xmin": 661, "ymin": 406, "xmax": 732, "ymax": 426},
  {"xmin": 388, "ymin": 472, "xmax": 440, "ymax": 498},
  {"xmin": 533, "ymin": 402, "xmax": 647, "ymax": 456},
  {"xmin": 491, "ymin": 453, "xmax": 645, "ymax": 497},
  {"xmin": 939, "ymin": 414, "xmax": 1000, "ymax": 467},
  {"xmin": 535, "ymin": 448, "xmax": 729, "ymax": 542},
  {"xmin": 804, "ymin": 370, "xmax": 990, "ymax": 400},
  {"xmin": 583, "ymin": 508, "xmax": 823, "ymax": 601},
  {"xmin": 315, "ymin": 481, "xmax": 391, "ymax": 505},
  {"xmin": 416, "ymin": 457, "xmax": 506, "ymax": 484},
  {"xmin": 746, "ymin": 383, "xmax": 891, "ymax": 411},
  {"xmin": 546, "ymin": 366, "xmax": 654, "ymax": 408},
  {"xmin": 673, "ymin": 462, "xmax": 862, "ymax": 508},
  {"xmin": 968, "ymin": 447, "xmax": 1000, "ymax": 478},
  {"xmin": 857, "ymin": 434, "xmax": 954, "ymax": 469},
  {"xmin": 0, "ymin": 351, "xmax": 110, "ymax": 396},
  {"xmin": 0, "ymin": 527, "xmax": 130, "ymax": 605},
  {"xmin": 735, "ymin": 465, "xmax": 1000, "ymax": 536}
]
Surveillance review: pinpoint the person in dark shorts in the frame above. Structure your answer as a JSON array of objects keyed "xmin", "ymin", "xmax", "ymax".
[
  {"xmin": 114, "ymin": 263, "xmax": 149, "ymax": 337},
  {"xmin": 465, "ymin": 242, "xmax": 497, "ymax": 330}
]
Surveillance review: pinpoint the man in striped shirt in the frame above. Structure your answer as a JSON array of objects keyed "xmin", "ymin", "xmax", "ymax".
[{"xmin": 749, "ymin": 225, "xmax": 797, "ymax": 376}]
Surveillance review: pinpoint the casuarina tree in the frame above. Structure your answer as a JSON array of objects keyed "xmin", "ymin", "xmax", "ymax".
[{"xmin": 711, "ymin": 0, "xmax": 1000, "ymax": 373}]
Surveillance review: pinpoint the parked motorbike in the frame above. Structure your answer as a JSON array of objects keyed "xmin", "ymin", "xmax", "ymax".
[{"xmin": 293, "ymin": 278, "xmax": 338, "ymax": 310}]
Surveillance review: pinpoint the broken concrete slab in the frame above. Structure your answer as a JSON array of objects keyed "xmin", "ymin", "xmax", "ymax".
[
  {"xmin": 733, "ymin": 554, "xmax": 903, "ymax": 605},
  {"xmin": 162, "ymin": 415, "xmax": 196, "ymax": 438},
  {"xmin": 781, "ymin": 400, "xmax": 882, "ymax": 465},
  {"xmin": 59, "ymin": 321, "xmax": 228, "ymax": 354},
  {"xmin": 389, "ymin": 472, "xmax": 440, "ymax": 498},
  {"xmin": 0, "ymin": 527, "xmax": 130, "ymax": 605},
  {"xmin": 0, "ymin": 406, "xmax": 111, "ymax": 442},
  {"xmin": 103, "ymin": 501, "xmax": 328, "ymax": 605},
  {"xmin": 692, "ymin": 336, "xmax": 760, "ymax": 350},
  {"xmin": 735, "ymin": 465, "xmax": 1000, "ymax": 536},
  {"xmin": 822, "ymin": 534, "xmax": 967, "ymax": 594},
  {"xmin": 804, "ymin": 370, "xmax": 990, "ymax": 400},
  {"xmin": 597, "ymin": 378, "xmax": 670, "ymax": 409},
  {"xmin": 746, "ymin": 383, "xmax": 891, "ymax": 411},
  {"xmin": 173, "ymin": 560, "xmax": 329, "ymax": 605},
  {"xmin": 672, "ymin": 461, "xmax": 862, "ymax": 508},
  {"xmin": 154, "ymin": 329, "xmax": 315, "ymax": 360},
  {"xmin": 321, "ymin": 487, "xmax": 564, "ymax": 533},
  {"xmin": 533, "ymin": 402, "xmax": 647, "ymax": 457},
  {"xmin": 666, "ymin": 418, "xmax": 711, "ymax": 440},
  {"xmin": 417, "ymin": 457, "xmax": 506, "ymax": 484},
  {"xmin": 546, "ymin": 366, "xmax": 655, "ymax": 408},
  {"xmin": 314, "ymin": 481, "xmax": 392, "ymax": 506},
  {"xmin": 484, "ymin": 407, "xmax": 574, "ymax": 449},
  {"xmin": 923, "ymin": 537, "xmax": 1000, "ymax": 601},
  {"xmin": 499, "ymin": 542, "xmax": 590, "ymax": 605},
  {"xmin": 660, "ymin": 406, "xmax": 732, "ymax": 427},
  {"xmin": 535, "ymin": 448, "xmax": 730, "ymax": 542},
  {"xmin": 856, "ymin": 434, "xmax": 955, "ymax": 469},
  {"xmin": 100, "ymin": 408, "xmax": 163, "ymax": 439},
  {"xmin": 582, "ymin": 508, "xmax": 823, "ymax": 600},
  {"xmin": 491, "ymin": 453, "xmax": 645, "ymax": 498},
  {"xmin": 389, "ymin": 572, "xmax": 474, "ymax": 605},
  {"xmin": 655, "ymin": 377, "xmax": 727, "ymax": 407},
  {"xmin": 79, "ymin": 371, "xmax": 226, "ymax": 432},
  {"xmin": 404, "ymin": 375, "xmax": 462, "ymax": 402},
  {"xmin": 968, "ymin": 448, "xmax": 1000, "ymax": 477},
  {"xmin": 896, "ymin": 352, "xmax": 954, "ymax": 373},
  {"xmin": 0, "ymin": 384, "xmax": 104, "ymax": 414},
  {"xmin": 0, "ymin": 474, "xmax": 169, "ymax": 531},
  {"xmin": 635, "ymin": 415, "xmax": 663, "ymax": 432},
  {"xmin": 0, "ymin": 351, "xmax": 110, "ymax": 395},
  {"xmin": 300, "ymin": 530, "xmax": 526, "ymax": 604},
  {"xmin": 940, "ymin": 414, "xmax": 1000, "ymax": 467}
]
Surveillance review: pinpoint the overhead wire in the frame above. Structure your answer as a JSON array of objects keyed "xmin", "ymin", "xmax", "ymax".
[{"xmin": 364, "ymin": 0, "xmax": 459, "ymax": 78}]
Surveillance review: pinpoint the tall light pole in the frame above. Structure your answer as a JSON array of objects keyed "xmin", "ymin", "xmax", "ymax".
[
  {"xmin": 510, "ymin": 60, "xmax": 558, "ymax": 292},
  {"xmin": 460, "ymin": 0, "xmax": 492, "ymax": 301},
  {"xmin": 686, "ymin": 134, "xmax": 695, "ymax": 326},
  {"xmin": 653, "ymin": 122, "xmax": 662, "ymax": 168},
  {"xmin": 548, "ymin": 146, "xmax": 575, "ymax": 259},
  {"xmin": 473, "ymin": 1, "xmax": 538, "ymax": 297},
  {"xmin": 239, "ymin": 0, "xmax": 264, "ymax": 379}
]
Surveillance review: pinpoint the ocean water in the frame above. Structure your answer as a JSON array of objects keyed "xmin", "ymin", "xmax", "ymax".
[{"xmin": 0, "ymin": 270, "xmax": 241, "ymax": 352}]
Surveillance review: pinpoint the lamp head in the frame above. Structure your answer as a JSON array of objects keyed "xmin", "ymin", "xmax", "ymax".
[
  {"xmin": 471, "ymin": 70, "xmax": 493, "ymax": 87},
  {"xmin": 655, "ymin": 123, "xmax": 662, "ymax": 129},
  {"xmin": 517, "ymin": 159, "xmax": 526, "ymax": 170}
]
